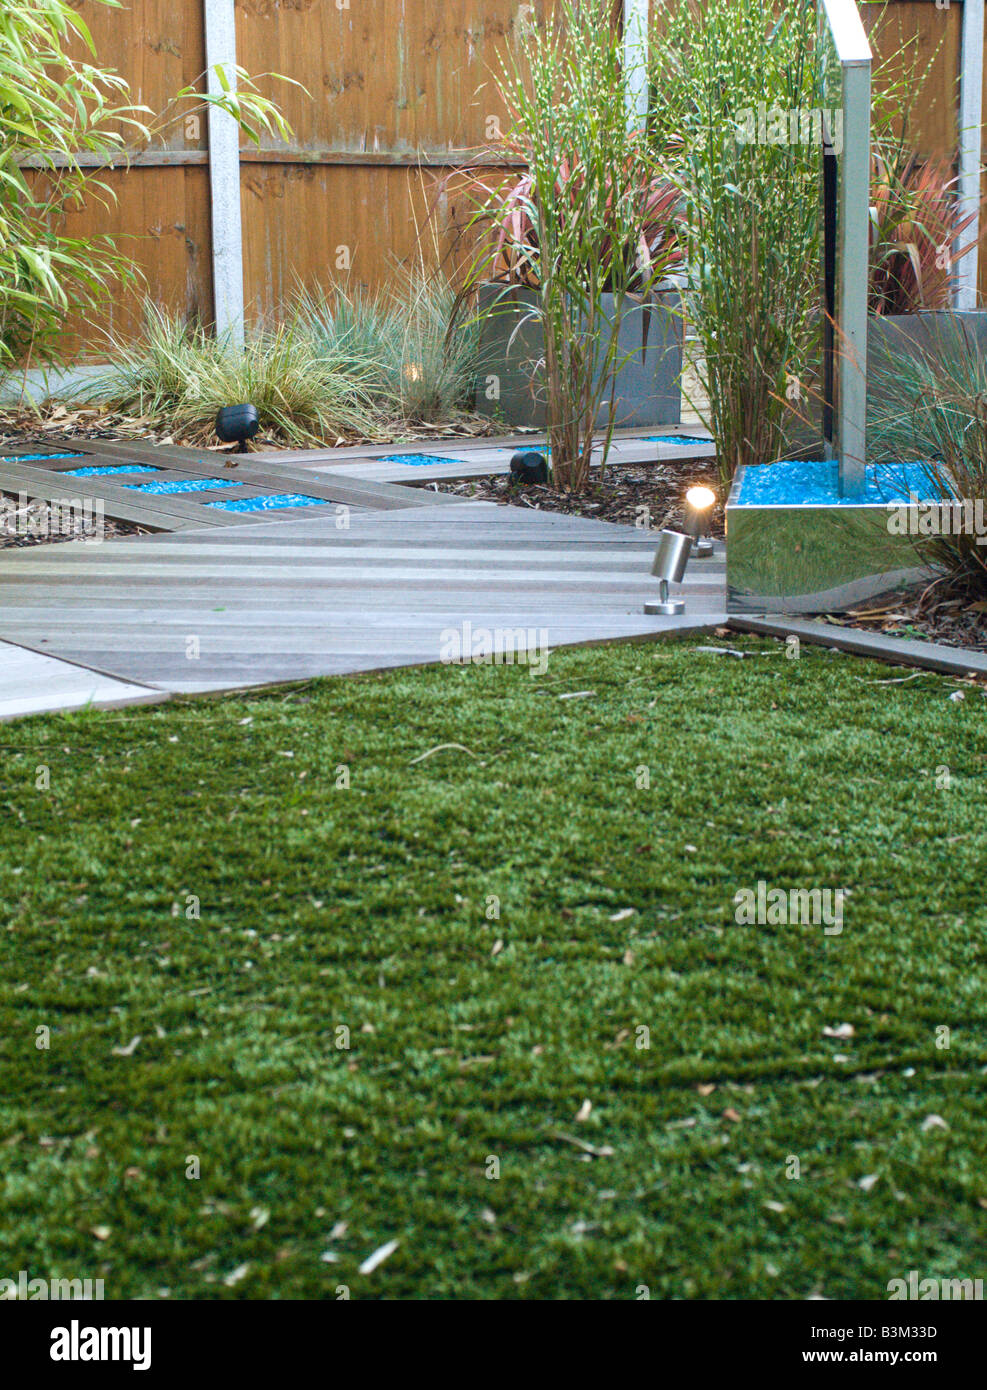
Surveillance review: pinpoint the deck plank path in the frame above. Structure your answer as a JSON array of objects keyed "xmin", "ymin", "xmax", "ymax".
[{"xmin": 0, "ymin": 502, "xmax": 727, "ymax": 696}]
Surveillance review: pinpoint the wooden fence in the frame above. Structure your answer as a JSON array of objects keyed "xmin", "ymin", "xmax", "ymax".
[{"xmin": 47, "ymin": 1, "xmax": 985, "ymax": 354}]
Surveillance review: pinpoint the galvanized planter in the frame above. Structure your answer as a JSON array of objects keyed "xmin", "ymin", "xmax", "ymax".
[
  {"xmin": 867, "ymin": 309, "xmax": 987, "ymax": 422},
  {"xmin": 725, "ymin": 472, "xmax": 933, "ymax": 615},
  {"xmin": 726, "ymin": 311, "xmax": 987, "ymax": 614},
  {"xmin": 473, "ymin": 283, "xmax": 683, "ymax": 430}
]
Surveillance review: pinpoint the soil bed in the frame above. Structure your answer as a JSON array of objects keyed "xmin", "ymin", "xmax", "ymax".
[{"xmin": 434, "ymin": 459, "xmax": 726, "ymax": 535}]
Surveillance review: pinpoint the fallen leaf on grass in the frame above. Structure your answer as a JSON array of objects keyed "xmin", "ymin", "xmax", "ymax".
[
  {"xmin": 609, "ymin": 908, "xmax": 635, "ymax": 922},
  {"xmin": 408, "ymin": 743, "xmax": 478, "ymax": 765},
  {"xmin": 552, "ymin": 1132, "xmax": 614, "ymax": 1157},
  {"xmin": 575, "ymin": 1099, "xmax": 592, "ymax": 1122},
  {"xmin": 358, "ymin": 1239, "xmax": 399, "ymax": 1275},
  {"xmin": 822, "ymin": 1023, "xmax": 854, "ymax": 1039},
  {"xmin": 722, "ymin": 1108, "xmax": 742, "ymax": 1123},
  {"xmin": 111, "ymin": 1036, "xmax": 141, "ymax": 1057}
]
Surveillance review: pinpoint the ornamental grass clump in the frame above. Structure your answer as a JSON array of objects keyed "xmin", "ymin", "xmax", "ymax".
[
  {"xmin": 89, "ymin": 304, "xmax": 381, "ymax": 446},
  {"xmin": 294, "ymin": 266, "xmax": 481, "ymax": 425},
  {"xmin": 870, "ymin": 317, "xmax": 987, "ymax": 602}
]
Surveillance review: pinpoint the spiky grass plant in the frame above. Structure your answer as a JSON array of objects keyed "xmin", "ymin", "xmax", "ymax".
[
  {"xmin": 88, "ymin": 304, "xmax": 381, "ymax": 446},
  {"xmin": 294, "ymin": 266, "xmax": 481, "ymax": 425},
  {"xmin": 870, "ymin": 316, "xmax": 987, "ymax": 601}
]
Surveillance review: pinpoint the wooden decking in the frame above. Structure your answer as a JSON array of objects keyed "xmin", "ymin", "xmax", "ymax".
[{"xmin": 0, "ymin": 501, "xmax": 727, "ymax": 699}]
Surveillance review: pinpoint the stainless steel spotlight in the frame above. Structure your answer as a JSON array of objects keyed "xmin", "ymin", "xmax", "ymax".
[
  {"xmin": 645, "ymin": 529, "xmax": 691, "ymax": 615},
  {"xmin": 683, "ymin": 484, "xmax": 717, "ymax": 558}
]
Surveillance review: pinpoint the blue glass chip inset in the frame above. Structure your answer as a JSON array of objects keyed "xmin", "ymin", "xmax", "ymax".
[
  {"xmin": 205, "ymin": 493, "xmax": 329, "ymax": 513},
  {"xmin": 0, "ymin": 453, "xmax": 86, "ymax": 464},
  {"xmin": 645, "ymin": 434, "xmax": 712, "ymax": 446},
  {"xmin": 378, "ymin": 454, "xmax": 467, "ymax": 467},
  {"xmin": 735, "ymin": 459, "xmax": 945, "ymax": 507},
  {"xmin": 125, "ymin": 478, "xmax": 244, "ymax": 495},
  {"xmin": 62, "ymin": 463, "xmax": 162, "ymax": 477}
]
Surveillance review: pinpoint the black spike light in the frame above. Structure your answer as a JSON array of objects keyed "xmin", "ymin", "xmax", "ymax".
[
  {"xmin": 215, "ymin": 403, "xmax": 260, "ymax": 453},
  {"xmin": 509, "ymin": 450, "xmax": 549, "ymax": 486}
]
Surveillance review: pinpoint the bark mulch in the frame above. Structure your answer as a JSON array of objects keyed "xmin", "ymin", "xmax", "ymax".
[{"xmin": 434, "ymin": 458, "xmax": 726, "ymax": 536}]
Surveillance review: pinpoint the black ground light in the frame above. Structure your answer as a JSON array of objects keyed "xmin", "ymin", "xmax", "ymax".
[
  {"xmin": 215, "ymin": 403, "xmax": 260, "ymax": 452},
  {"xmin": 509, "ymin": 450, "xmax": 549, "ymax": 485}
]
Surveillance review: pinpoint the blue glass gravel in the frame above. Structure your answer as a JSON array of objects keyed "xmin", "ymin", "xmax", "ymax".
[
  {"xmin": 645, "ymin": 434, "xmax": 712, "ymax": 445},
  {"xmin": 377, "ymin": 454, "xmax": 467, "ymax": 466},
  {"xmin": 62, "ymin": 463, "xmax": 161, "ymax": 477},
  {"xmin": 205, "ymin": 493, "xmax": 329, "ymax": 513},
  {"xmin": 125, "ymin": 478, "xmax": 244, "ymax": 495},
  {"xmin": 736, "ymin": 459, "xmax": 946, "ymax": 507},
  {"xmin": 0, "ymin": 452, "xmax": 86, "ymax": 463}
]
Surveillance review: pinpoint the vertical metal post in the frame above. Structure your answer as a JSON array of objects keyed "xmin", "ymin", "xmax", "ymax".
[
  {"xmin": 204, "ymin": 0, "xmax": 245, "ymax": 346},
  {"xmin": 837, "ymin": 58, "xmax": 870, "ymax": 496},
  {"xmin": 822, "ymin": 122, "xmax": 838, "ymax": 455},
  {"xmin": 956, "ymin": 0, "xmax": 984, "ymax": 311},
  {"xmin": 623, "ymin": 0, "xmax": 650, "ymax": 132}
]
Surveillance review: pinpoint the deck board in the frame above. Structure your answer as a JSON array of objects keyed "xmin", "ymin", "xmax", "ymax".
[{"xmin": 0, "ymin": 502, "xmax": 727, "ymax": 696}]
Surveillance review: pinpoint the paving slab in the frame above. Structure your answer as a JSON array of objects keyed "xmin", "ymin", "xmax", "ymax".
[{"xmin": 0, "ymin": 641, "xmax": 164, "ymax": 720}]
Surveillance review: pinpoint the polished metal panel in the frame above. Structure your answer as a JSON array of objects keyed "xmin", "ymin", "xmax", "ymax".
[{"xmin": 725, "ymin": 465, "xmax": 936, "ymax": 614}]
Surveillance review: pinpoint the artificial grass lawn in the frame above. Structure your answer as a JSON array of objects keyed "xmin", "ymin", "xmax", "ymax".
[{"xmin": 1, "ymin": 637, "xmax": 986, "ymax": 1301}]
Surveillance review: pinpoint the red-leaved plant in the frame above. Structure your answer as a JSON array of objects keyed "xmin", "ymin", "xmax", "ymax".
[{"xmin": 870, "ymin": 153, "xmax": 982, "ymax": 315}]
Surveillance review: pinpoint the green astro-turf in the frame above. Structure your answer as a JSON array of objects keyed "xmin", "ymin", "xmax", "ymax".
[{"xmin": 1, "ymin": 636, "xmax": 985, "ymax": 1299}]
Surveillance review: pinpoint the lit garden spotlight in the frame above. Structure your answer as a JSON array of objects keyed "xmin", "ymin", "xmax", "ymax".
[
  {"xmin": 644, "ymin": 529, "xmax": 691, "ymax": 615},
  {"xmin": 683, "ymin": 484, "xmax": 717, "ymax": 557},
  {"xmin": 215, "ymin": 403, "xmax": 260, "ymax": 453}
]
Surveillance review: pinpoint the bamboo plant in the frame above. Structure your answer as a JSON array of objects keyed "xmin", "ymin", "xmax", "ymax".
[
  {"xmin": 0, "ymin": 0, "xmax": 294, "ymax": 368},
  {"xmin": 465, "ymin": 0, "xmax": 683, "ymax": 492}
]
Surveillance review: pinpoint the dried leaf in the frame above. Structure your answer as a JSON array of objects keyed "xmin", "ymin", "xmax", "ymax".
[{"xmin": 358, "ymin": 1239, "xmax": 399, "ymax": 1275}]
